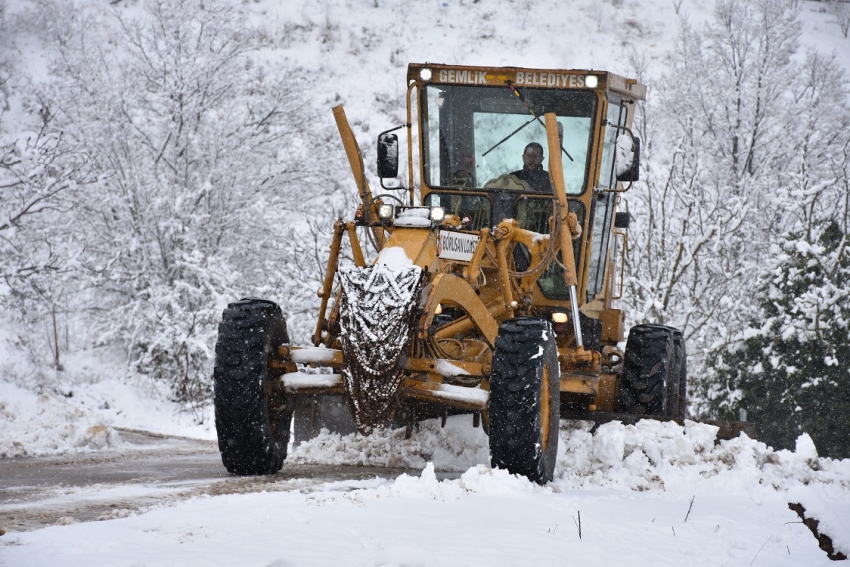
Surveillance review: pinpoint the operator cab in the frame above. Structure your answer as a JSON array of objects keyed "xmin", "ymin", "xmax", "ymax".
[
  {"xmin": 403, "ymin": 65, "xmax": 640, "ymax": 304},
  {"xmin": 420, "ymin": 82, "xmax": 594, "ymax": 231}
]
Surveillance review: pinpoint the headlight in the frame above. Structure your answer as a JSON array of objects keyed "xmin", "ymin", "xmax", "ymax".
[
  {"xmin": 552, "ymin": 312, "xmax": 568, "ymax": 323},
  {"xmin": 585, "ymin": 75, "xmax": 598, "ymax": 88},
  {"xmin": 419, "ymin": 68, "xmax": 433, "ymax": 81},
  {"xmin": 429, "ymin": 206, "xmax": 445, "ymax": 222},
  {"xmin": 378, "ymin": 203, "xmax": 394, "ymax": 220}
]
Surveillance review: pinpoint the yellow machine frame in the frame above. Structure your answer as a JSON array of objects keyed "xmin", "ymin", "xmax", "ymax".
[{"xmin": 278, "ymin": 63, "xmax": 649, "ymax": 423}]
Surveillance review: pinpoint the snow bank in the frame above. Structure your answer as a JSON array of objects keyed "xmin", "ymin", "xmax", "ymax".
[
  {"xmin": 0, "ymin": 381, "xmax": 123, "ymax": 458},
  {"xmin": 290, "ymin": 414, "xmax": 490, "ymax": 471},
  {"xmin": 305, "ymin": 463, "xmax": 542, "ymax": 508},
  {"xmin": 555, "ymin": 420, "xmax": 850, "ymax": 494},
  {"xmin": 0, "ymin": 317, "xmax": 216, "ymax": 458},
  {"xmin": 0, "ymin": 373, "xmax": 216, "ymax": 458},
  {"xmin": 293, "ymin": 417, "xmax": 850, "ymax": 495},
  {"xmin": 286, "ymin": 417, "xmax": 850, "ymax": 562}
]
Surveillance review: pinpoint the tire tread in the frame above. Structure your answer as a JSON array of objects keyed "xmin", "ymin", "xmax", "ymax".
[
  {"xmin": 489, "ymin": 318, "xmax": 560, "ymax": 484},
  {"xmin": 214, "ymin": 298, "xmax": 292, "ymax": 475},
  {"xmin": 617, "ymin": 324, "xmax": 687, "ymax": 418}
]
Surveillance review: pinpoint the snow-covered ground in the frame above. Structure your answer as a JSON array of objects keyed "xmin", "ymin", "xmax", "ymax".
[
  {"xmin": 4, "ymin": 329, "xmax": 849, "ymax": 564},
  {"xmin": 2, "ymin": 417, "xmax": 848, "ymax": 566},
  {"xmin": 0, "ymin": 377, "xmax": 216, "ymax": 458},
  {"xmin": 2, "ymin": 310, "xmax": 849, "ymax": 565},
  {"xmin": 2, "ymin": 315, "xmax": 849, "ymax": 563}
]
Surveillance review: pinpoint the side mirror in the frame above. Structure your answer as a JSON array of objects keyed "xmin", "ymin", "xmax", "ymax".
[
  {"xmin": 615, "ymin": 135, "xmax": 640, "ymax": 183},
  {"xmin": 377, "ymin": 133, "xmax": 399, "ymax": 178}
]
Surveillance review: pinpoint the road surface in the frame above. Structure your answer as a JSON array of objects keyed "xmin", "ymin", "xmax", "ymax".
[{"xmin": 0, "ymin": 429, "xmax": 419, "ymax": 533}]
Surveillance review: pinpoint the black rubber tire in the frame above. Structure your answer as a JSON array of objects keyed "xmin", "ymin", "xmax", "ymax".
[
  {"xmin": 617, "ymin": 324, "xmax": 686, "ymax": 418},
  {"xmin": 672, "ymin": 330, "xmax": 687, "ymax": 418},
  {"xmin": 488, "ymin": 317, "xmax": 561, "ymax": 484},
  {"xmin": 214, "ymin": 298, "xmax": 293, "ymax": 475}
]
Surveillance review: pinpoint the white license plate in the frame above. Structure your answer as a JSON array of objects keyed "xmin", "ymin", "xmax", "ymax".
[{"xmin": 438, "ymin": 230, "xmax": 480, "ymax": 261}]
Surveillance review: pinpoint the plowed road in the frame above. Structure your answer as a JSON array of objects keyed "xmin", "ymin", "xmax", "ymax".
[{"xmin": 0, "ymin": 430, "xmax": 418, "ymax": 532}]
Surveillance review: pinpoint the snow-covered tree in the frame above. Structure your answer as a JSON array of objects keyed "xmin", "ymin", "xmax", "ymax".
[
  {"xmin": 0, "ymin": 0, "xmax": 9, "ymax": 122},
  {"xmin": 706, "ymin": 218, "xmax": 850, "ymax": 458},
  {"xmin": 0, "ymin": 114, "xmax": 93, "ymax": 369},
  {"xmin": 33, "ymin": 0, "xmax": 334, "ymax": 406},
  {"xmin": 621, "ymin": 0, "xmax": 849, "ymax": 417},
  {"xmin": 825, "ymin": 0, "xmax": 850, "ymax": 38},
  {"xmin": 703, "ymin": 43, "xmax": 850, "ymax": 454}
]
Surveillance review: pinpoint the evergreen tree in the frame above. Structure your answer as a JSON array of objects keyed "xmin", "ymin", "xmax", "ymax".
[{"xmin": 707, "ymin": 221, "xmax": 850, "ymax": 458}]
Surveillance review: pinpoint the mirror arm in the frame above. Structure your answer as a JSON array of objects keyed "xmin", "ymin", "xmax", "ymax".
[
  {"xmin": 379, "ymin": 123, "xmax": 411, "ymax": 137},
  {"xmin": 544, "ymin": 112, "xmax": 583, "ymax": 348}
]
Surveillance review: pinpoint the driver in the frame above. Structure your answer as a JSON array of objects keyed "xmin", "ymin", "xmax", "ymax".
[{"xmin": 511, "ymin": 142, "xmax": 551, "ymax": 192}]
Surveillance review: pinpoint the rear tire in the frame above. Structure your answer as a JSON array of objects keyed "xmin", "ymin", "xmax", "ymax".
[
  {"xmin": 214, "ymin": 298, "xmax": 293, "ymax": 475},
  {"xmin": 617, "ymin": 324, "xmax": 686, "ymax": 418},
  {"xmin": 672, "ymin": 330, "xmax": 687, "ymax": 418},
  {"xmin": 488, "ymin": 318, "xmax": 560, "ymax": 484}
]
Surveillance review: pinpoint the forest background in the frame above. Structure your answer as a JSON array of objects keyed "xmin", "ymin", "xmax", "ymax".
[{"xmin": 1, "ymin": 0, "xmax": 849, "ymax": 457}]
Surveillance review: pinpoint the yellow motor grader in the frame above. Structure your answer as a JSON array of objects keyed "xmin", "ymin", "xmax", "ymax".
[{"xmin": 212, "ymin": 63, "xmax": 694, "ymax": 483}]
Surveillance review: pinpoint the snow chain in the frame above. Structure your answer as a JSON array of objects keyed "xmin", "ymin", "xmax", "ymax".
[{"xmin": 338, "ymin": 264, "xmax": 424, "ymax": 435}]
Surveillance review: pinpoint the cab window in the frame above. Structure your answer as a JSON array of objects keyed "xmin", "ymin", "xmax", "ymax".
[
  {"xmin": 422, "ymin": 85, "xmax": 597, "ymax": 195},
  {"xmin": 586, "ymin": 98, "xmax": 627, "ymax": 300}
]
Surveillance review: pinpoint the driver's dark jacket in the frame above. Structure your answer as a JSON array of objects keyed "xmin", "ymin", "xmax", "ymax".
[{"xmin": 510, "ymin": 167, "xmax": 552, "ymax": 192}]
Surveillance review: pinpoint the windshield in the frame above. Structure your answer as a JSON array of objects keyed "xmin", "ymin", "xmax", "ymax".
[{"xmin": 422, "ymin": 84, "xmax": 597, "ymax": 195}]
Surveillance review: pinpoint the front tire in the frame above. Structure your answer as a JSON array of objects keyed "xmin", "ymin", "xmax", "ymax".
[
  {"xmin": 488, "ymin": 318, "xmax": 560, "ymax": 484},
  {"xmin": 214, "ymin": 298, "xmax": 293, "ymax": 475}
]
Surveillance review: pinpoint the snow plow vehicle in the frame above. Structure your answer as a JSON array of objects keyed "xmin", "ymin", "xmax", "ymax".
[{"xmin": 213, "ymin": 63, "xmax": 733, "ymax": 484}]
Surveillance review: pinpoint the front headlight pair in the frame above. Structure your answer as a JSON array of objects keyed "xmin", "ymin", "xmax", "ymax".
[{"xmin": 376, "ymin": 205, "xmax": 445, "ymax": 223}]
